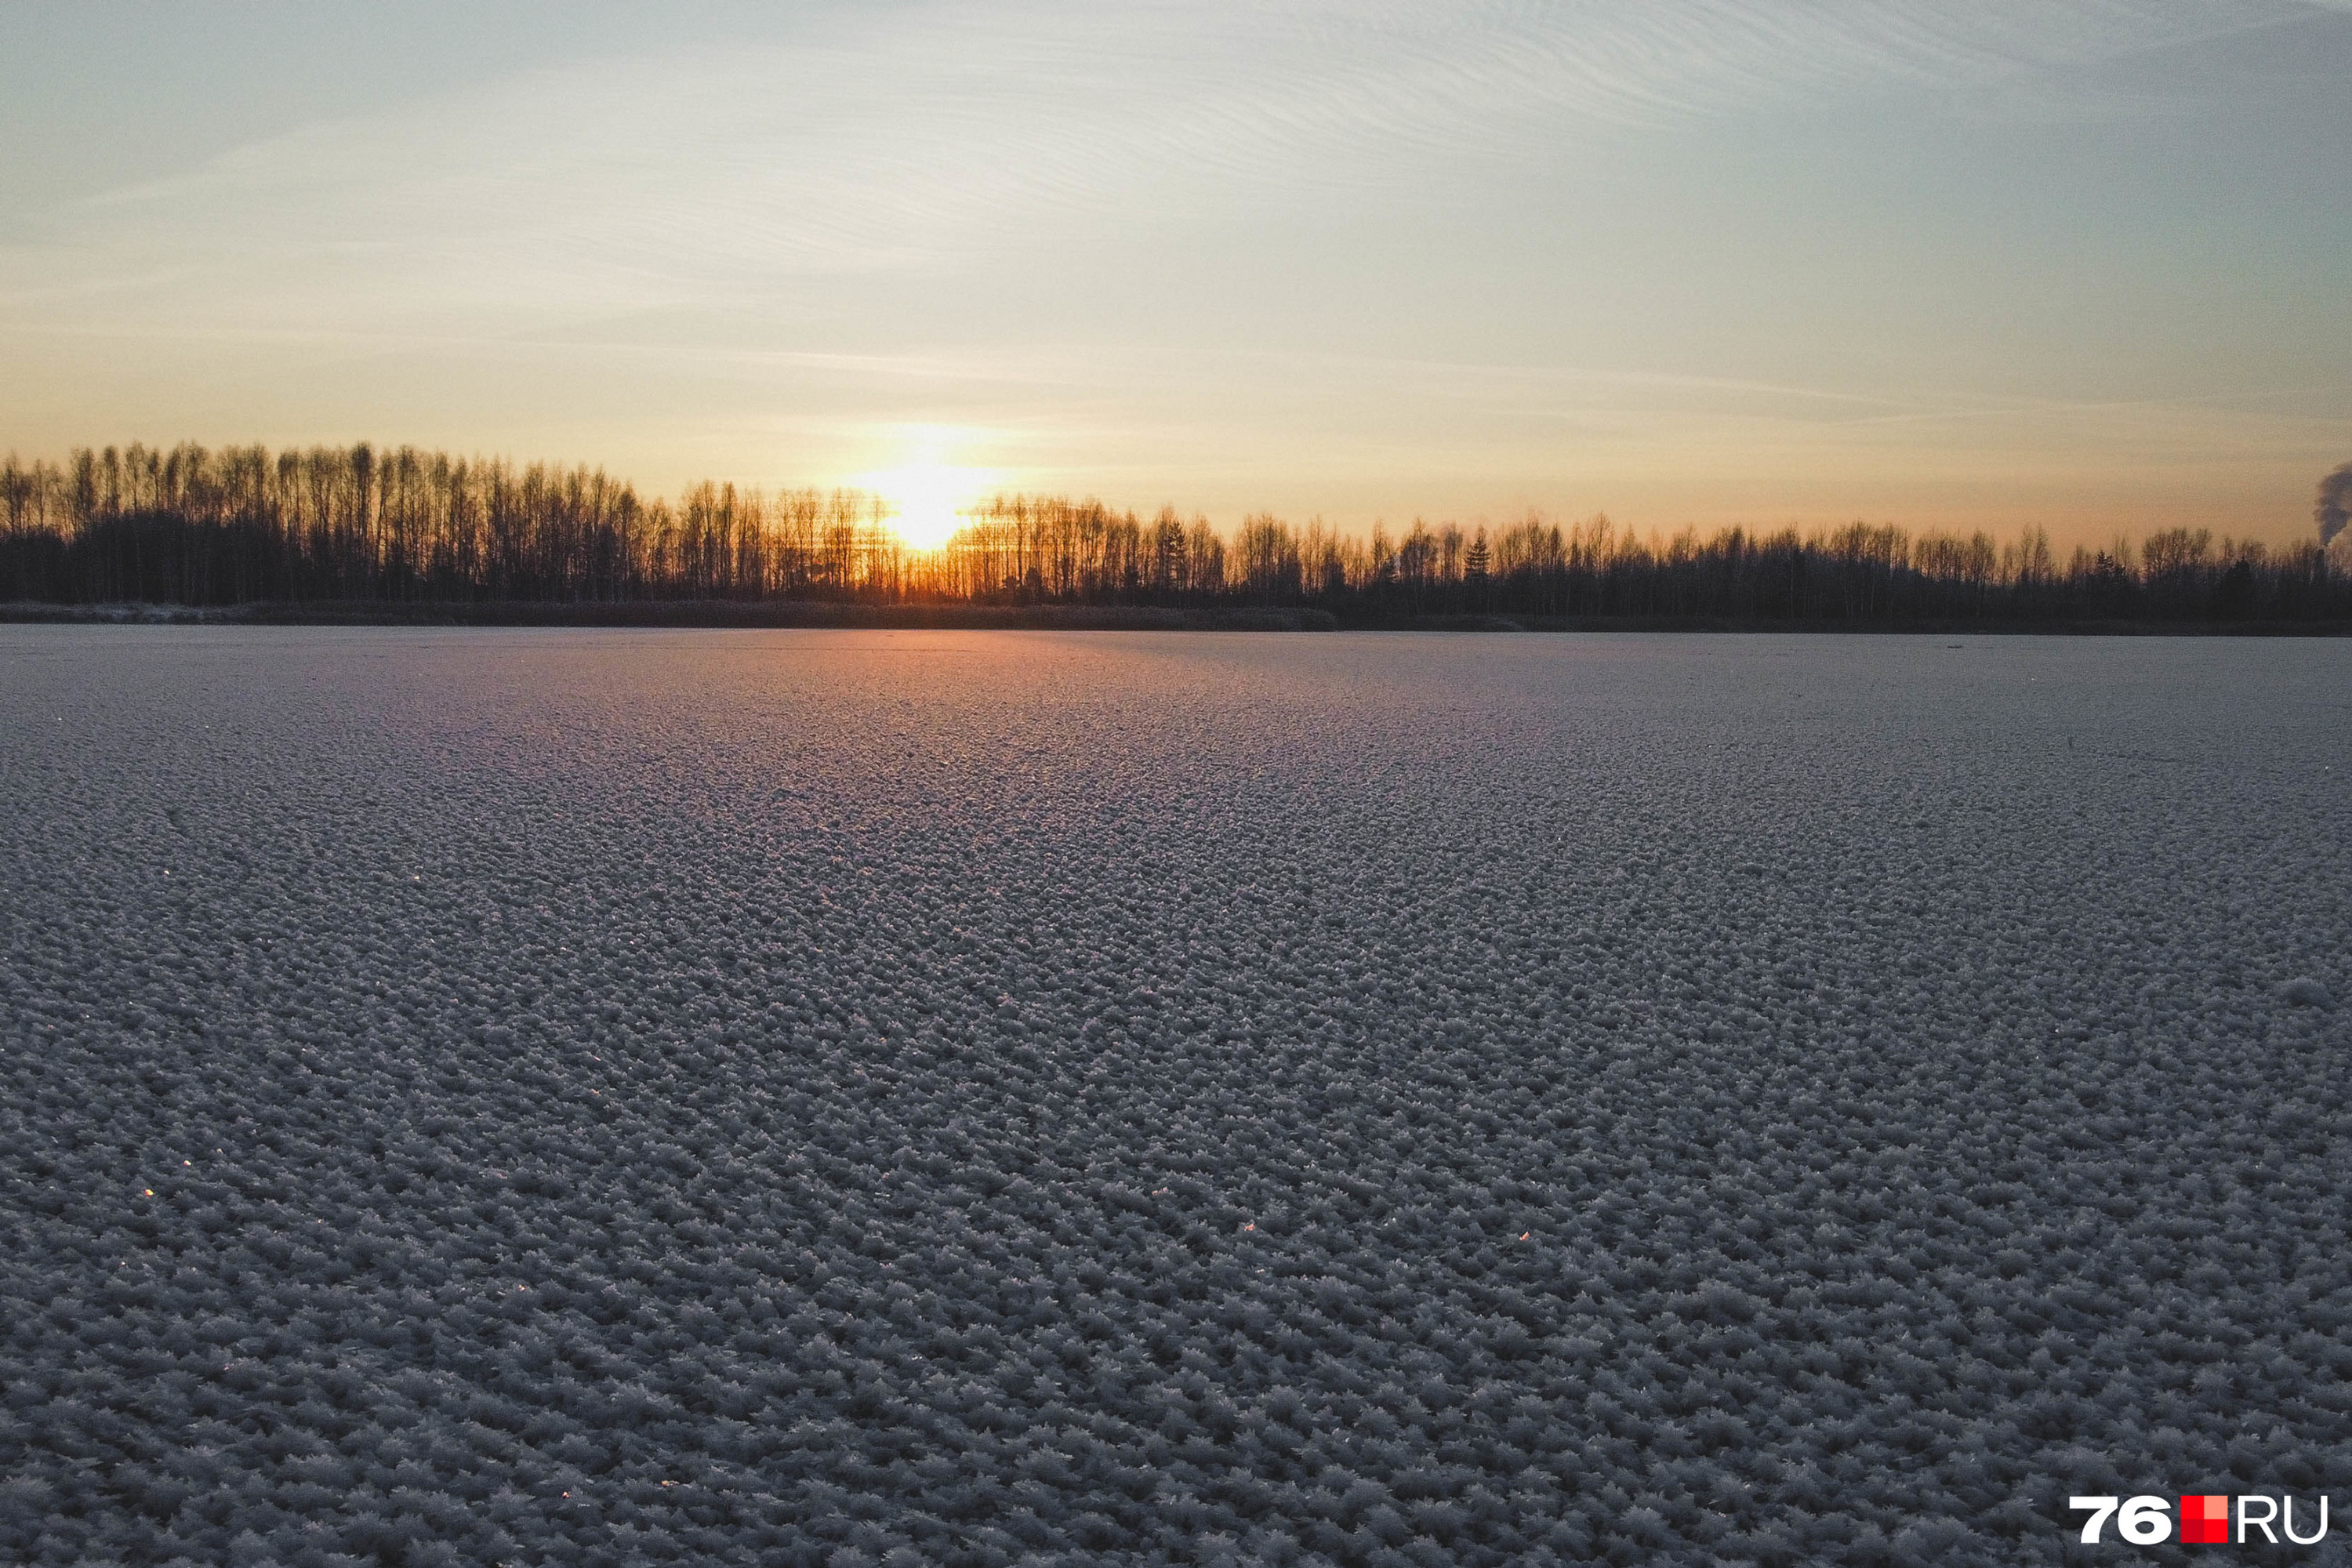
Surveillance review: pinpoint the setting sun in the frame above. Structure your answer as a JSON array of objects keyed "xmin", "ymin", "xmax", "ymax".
[{"xmin": 863, "ymin": 461, "xmax": 989, "ymax": 551}]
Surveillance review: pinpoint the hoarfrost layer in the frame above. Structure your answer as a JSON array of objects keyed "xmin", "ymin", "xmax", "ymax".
[{"xmin": 2, "ymin": 629, "xmax": 2348, "ymax": 1567}]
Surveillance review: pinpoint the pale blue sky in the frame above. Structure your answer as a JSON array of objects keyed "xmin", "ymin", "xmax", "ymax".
[{"xmin": 3, "ymin": 0, "xmax": 2347, "ymax": 544}]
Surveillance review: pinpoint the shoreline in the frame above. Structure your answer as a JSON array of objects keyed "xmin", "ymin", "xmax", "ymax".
[{"xmin": 4, "ymin": 598, "xmax": 2349, "ymax": 636}]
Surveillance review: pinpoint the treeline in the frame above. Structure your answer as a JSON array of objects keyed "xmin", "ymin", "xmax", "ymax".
[
  {"xmin": 0, "ymin": 443, "xmax": 907, "ymax": 604},
  {"xmin": 4, "ymin": 440, "xmax": 2347, "ymax": 623}
]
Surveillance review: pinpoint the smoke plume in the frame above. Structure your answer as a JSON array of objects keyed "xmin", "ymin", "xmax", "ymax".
[{"xmin": 2319, "ymin": 462, "xmax": 2352, "ymax": 548}]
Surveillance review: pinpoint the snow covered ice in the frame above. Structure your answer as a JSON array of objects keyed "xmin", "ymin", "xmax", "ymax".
[{"xmin": 2, "ymin": 627, "xmax": 2348, "ymax": 1567}]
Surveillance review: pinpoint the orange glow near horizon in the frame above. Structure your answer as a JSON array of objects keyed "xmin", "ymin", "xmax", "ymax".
[{"xmin": 858, "ymin": 453, "xmax": 996, "ymax": 551}]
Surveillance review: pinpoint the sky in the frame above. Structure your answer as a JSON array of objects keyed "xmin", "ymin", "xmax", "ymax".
[{"xmin": 2, "ymin": 0, "xmax": 2349, "ymax": 546}]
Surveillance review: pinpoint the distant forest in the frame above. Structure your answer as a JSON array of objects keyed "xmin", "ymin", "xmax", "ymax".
[{"xmin": 4, "ymin": 441, "xmax": 2347, "ymax": 625}]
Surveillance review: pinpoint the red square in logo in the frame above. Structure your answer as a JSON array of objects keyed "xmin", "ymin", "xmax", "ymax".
[{"xmin": 2181, "ymin": 1494, "xmax": 2229, "ymax": 1544}]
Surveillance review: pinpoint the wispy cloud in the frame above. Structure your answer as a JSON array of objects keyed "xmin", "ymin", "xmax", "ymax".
[
  {"xmin": 0, "ymin": 0, "xmax": 2322, "ymax": 336},
  {"xmin": 2, "ymin": 0, "xmax": 2342, "ymax": 541}
]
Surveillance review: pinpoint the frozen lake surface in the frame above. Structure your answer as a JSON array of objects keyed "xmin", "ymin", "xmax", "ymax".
[{"xmin": 3, "ymin": 628, "xmax": 2348, "ymax": 1566}]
